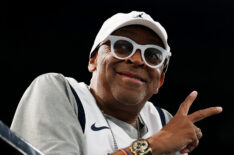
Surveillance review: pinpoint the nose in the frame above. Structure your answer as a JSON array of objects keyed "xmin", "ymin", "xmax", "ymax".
[{"xmin": 125, "ymin": 49, "xmax": 145, "ymax": 67}]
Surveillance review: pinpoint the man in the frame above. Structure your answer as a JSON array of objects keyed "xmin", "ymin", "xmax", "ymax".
[{"xmin": 10, "ymin": 11, "xmax": 222, "ymax": 155}]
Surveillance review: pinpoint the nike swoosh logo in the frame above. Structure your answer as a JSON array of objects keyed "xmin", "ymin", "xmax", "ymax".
[{"xmin": 91, "ymin": 123, "xmax": 109, "ymax": 131}]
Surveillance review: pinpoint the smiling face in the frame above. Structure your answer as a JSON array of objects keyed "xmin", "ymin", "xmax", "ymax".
[{"xmin": 89, "ymin": 25, "xmax": 165, "ymax": 112}]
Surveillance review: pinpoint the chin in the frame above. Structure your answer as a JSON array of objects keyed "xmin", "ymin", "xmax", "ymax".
[
  {"xmin": 114, "ymin": 92, "xmax": 146, "ymax": 106},
  {"xmin": 110, "ymin": 82, "xmax": 149, "ymax": 106}
]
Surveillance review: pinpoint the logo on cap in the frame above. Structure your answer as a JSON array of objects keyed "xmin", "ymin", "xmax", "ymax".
[{"xmin": 134, "ymin": 13, "xmax": 144, "ymax": 18}]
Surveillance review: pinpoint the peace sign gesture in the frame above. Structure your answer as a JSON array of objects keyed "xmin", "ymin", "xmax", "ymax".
[
  {"xmin": 179, "ymin": 91, "xmax": 222, "ymax": 124},
  {"xmin": 148, "ymin": 91, "xmax": 223, "ymax": 155}
]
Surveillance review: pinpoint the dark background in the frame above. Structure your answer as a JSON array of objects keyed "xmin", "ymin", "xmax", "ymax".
[{"xmin": 1, "ymin": 0, "xmax": 234, "ymax": 154}]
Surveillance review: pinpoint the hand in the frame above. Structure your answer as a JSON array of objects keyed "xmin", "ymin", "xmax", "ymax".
[{"xmin": 148, "ymin": 91, "xmax": 223, "ymax": 154}]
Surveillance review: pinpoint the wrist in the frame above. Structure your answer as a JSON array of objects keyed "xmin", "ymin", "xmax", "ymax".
[
  {"xmin": 147, "ymin": 132, "xmax": 166, "ymax": 155},
  {"xmin": 124, "ymin": 148, "xmax": 133, "ymax": 155}
]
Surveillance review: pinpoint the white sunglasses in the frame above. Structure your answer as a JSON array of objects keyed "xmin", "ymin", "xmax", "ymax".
[{"xmin": 105, "ymin": 35, "xmax": 171, "ymax": 69}]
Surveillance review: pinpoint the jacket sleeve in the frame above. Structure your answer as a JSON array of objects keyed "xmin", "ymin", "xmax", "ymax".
[{"xmin": 10, "ymin": 73, "xmax": 86, "ymax": 155}]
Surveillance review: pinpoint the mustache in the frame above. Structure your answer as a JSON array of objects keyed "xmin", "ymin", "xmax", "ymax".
[{"xmin": 115, "ymin": 66, "xmax": 148, "ymax": 82}]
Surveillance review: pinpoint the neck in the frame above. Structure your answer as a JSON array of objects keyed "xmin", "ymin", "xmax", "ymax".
[
  {"xmin": 89, "ymin": 87, "xmax": 142, "ymax": 128},
  {"xmin": 103, "ymin": 106, "xmax": 139, "ymax": 128}
]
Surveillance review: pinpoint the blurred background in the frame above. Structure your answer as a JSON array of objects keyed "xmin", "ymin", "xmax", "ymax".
[{"xmin": 1, "ymin": 0, "xmax": 233, "ymax": 154}]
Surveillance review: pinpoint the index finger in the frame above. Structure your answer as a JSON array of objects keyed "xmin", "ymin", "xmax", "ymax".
[
  {"xmin": 188, "ymin": 106, "xmax": 223, "ymax": 123},
  {"xmin": 177, "ymin": 91, "xmax": 198, "ymax": 115}
]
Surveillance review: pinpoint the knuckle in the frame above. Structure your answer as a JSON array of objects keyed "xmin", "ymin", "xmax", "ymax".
[
  {"xmin": 200, "ymin": 132, "xmax": 203, "ymax": 138},
  {"xmin": 194, "ymin": 140, "xmax": 199, "ymax": 148},
  {"xmin": 187, "ymin": 137, "xmax": 194, "ymax": 144},
  {"xmin": 198, "ymin": 131, "xmax": 203, "ymax": 139},
  {"xmin": 179, "ymin": 103, "xmax": 186, "ymax": 112},
  {"xmin": 197, "ymin": 110, "xmax": 205, "ymax": 118},
  {"xmin": 187, "ymin": 130, "xmax": 196, "ymax": 139}
]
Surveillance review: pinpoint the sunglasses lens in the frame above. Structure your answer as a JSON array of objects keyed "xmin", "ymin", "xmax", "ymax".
[
  {"xmin": 114, "ymin": 40, "xmax": 133, "ymax": 58},
  {"xmin": 144, "ymin": 48, "xmax": 163, "ymax": 66}
]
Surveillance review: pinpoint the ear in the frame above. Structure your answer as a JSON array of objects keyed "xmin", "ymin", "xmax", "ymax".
[
  {"xmin": 154, "ymin": 72, "xmax": 165, "ymax": 94},
  {"xmin": 88, "ymin": 52, "xmax": 98, "ymax": 72},
  {"xmin": 159, "ymin": 72, "xmax": 165, "ymax": 87}
]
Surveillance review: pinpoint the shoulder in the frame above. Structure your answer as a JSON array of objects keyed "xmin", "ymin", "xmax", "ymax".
[
  {"xmin": 32, "ymin": 72, "xmax": 68, "ymax": 85},
  {"xmin": 29, "ymin": 72, "xmax": 76, "ymax": 94},
  {"xmin": 17, "ymin": 72, "xmax": 80, "ymax": 116},
  {"xmin": 11, "ymin": 73, "xmax": 86, "ymax": 154},
  {"xmin": 144, "ymin": 101, "xmax": 173, "ymax": 124},
  {"xmin": 32, "ymin": 72, "xmax": 78, "ymax": 109},
  {"xmin": 161, "ymin": 108, "xmax": 173, "ymax": 124}
]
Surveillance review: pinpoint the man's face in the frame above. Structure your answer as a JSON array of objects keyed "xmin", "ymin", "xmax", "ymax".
[{"xmin": 89, "ymin": 25, "xmax": 165, "ymax": 107}]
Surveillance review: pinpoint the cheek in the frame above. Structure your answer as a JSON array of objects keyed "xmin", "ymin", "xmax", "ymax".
[
  {"xmin": 96, "ymin": 45, "xmax": 121, "ymax": 73},
  {"xmin": 96, "ymin": 47, "xmax": 111, "ymax": 71},
  {"xmin": 148, "ymin": 69, "xmax": 163, "ymax": 90},
  {"xmin": 96, "ymin": 47, "xmax": 118, "ymax": 84}
]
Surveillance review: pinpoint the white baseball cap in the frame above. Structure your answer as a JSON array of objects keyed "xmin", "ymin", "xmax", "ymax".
[{"xmin": 90, "ymin": 11, "xmax": 171, "ymax": 57}]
